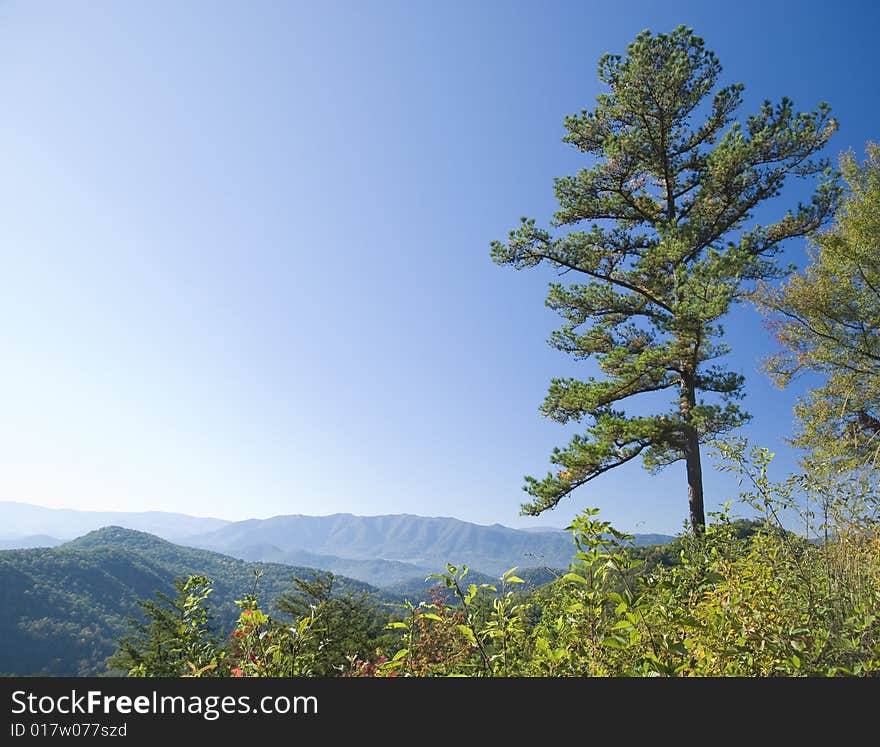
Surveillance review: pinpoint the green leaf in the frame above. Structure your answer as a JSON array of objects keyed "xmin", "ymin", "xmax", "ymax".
[
  {"xmin": 562, "ymin": 573, "xmax": 588, "ymax": 585},
  {"xmin": 601, "ymin": 635, "xmax": 627, "ymax": 650}
]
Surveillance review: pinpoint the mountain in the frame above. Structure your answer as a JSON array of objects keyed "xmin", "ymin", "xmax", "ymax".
[
  {"xmin": 0, "ymin": 501, "xmax": 229, "ymax": 541},
  {"xmin": 232, "ymin": 543, "xmax": 433, "ymax": 586},
  {"xmin": 0, "ymin": 534, "xmax": 63, "ymax": 550},
  {"xmin": 186, "ymin": 513, "xmax": 582, "ymax": 576},
  {"xmin": 186, "ymin": 513, "xmax": 676, "ymax": 580},
  {"xmin": 629, "ymin": 533, "xmax": 679, "ymax": 547},
  {"xmin": 0, "ymin": 527, "xmax": 381, "ymax": 676}
]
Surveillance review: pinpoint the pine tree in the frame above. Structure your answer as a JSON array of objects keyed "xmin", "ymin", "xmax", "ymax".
[
  {"xmin": 491, "ymin": 26, "xmax": 838, "ymax": 532},
  {"xmin": 111, "ymin": 575, "xmax": 219, "ymax": 676}
]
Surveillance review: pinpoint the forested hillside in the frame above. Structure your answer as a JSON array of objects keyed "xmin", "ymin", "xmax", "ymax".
[{"xmin": 0, "ymin": 527, "xmax": 381, "ymax": 675}]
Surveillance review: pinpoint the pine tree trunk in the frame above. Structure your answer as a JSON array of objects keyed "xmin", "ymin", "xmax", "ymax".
[
  {"xmin": 684, "ymin": 429, "xmax": 705, "ymax": 534},
  {"xmin": 680, "ymin": 368, "xmax": 705, "ymax": 534}
]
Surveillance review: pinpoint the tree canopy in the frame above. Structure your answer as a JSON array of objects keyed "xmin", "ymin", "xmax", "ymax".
[
  {"xmin": 757, "ymin": 143, "xmax": 880, "ymax": 468},
  {"xmin": 491, "ymin": 26, "xmax": 838, "ymax": 532}
]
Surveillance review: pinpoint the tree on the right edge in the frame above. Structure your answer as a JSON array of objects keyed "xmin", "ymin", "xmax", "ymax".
[
  {"xmin": 491, "ymin": 26, "xmax": 839, "ymax": 533},
  {"xmin": 756, "ymin": 144, "xmax": 880, "ymax": 470}
]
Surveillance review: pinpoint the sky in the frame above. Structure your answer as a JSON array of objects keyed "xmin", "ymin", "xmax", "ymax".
[{"xmin": 0, "ymin": 0, "xmax": 877, "ymax": 533}]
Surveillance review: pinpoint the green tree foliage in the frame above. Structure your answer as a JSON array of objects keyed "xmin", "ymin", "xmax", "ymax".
[
  {"xmin": 111, "ymin": 575, "xmax": 221, "ymax": 677},
  {"xmin": 756, "ymin": 144, "xmax": 880, "ymax": 468},
  {"xmin": 276, "ymin": 571, "xmax": 391, "ymax": 675},
  {"xmin": 113, "ymin": 569, "xmax": 395, "ymax": 678},
  {"xmin": 491, "ymin": 26, "xmax": 838, "ymax": 532}
]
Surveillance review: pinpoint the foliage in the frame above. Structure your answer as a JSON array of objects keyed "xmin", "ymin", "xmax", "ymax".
[
  {"xmin": 384, "ymin": 566, "xmax": 561, "ymax": 608},
  {"xmin": 755, "ymin": 143, "xmax": 880, "ymax": 469},
  {"xmin": 113, "ymin": 568, "xmax": 397, "ymax": 678},
  {"xmin": 110, "ymin": 575, "xmax": 221, "ymax": 677},
  {"xmin": 275, "ymin": 571, "xmax": 393, "ymax": 675},
  {"xmin": 378, "ymin": 588, "xmax": 471, "ymax": 677},
  {"xmin": 376, "ymin": 566, "xmax": 533, "ymax": 677},
  {"xmin": 225, "ymin": 587, "xmax": 322, "ymax": 677},
  {"xmin": 491, "ymin": 26, "xmax": 838, "ymax": 532}
]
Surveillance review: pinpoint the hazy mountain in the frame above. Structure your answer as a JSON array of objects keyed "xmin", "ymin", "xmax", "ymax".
[
  {"xmin": 186, "ymin": 513, "xmax": 675, "ymax": 578},
  {"xmin": 628, "ymin": 533, "xmax": 679, "ymax": 547},
  {"xmin": 185, "ymin": 513, "xmax": 581, "ymax": 576},
  {"xmin": 0, "ymin": 534, "xmax": 63, "ymax": 550},
  {"xmin": 232, "ymin": 543, "xmax": 432, "ymax": 586},
  {"xmin": 0, "ymin": 501, "xmax": 229, "ymax": 541},
  {"xmin": 519, "ymin": 526, "xmax": 566, "ymax": 533},
  {"xmin": 0, "ymin": 527, "xmax": 381, "ymax": 676}
]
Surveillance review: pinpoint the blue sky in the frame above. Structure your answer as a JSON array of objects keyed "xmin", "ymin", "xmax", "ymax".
[{"xmin": 0, "ymin": 0, "xmax": 877, "ymax": 533}]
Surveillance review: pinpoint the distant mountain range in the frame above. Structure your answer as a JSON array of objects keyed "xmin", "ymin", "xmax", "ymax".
[
  {"xmin": 0, "ymin": 534, "xmax": 63, "ymax": 550},
  {"xmin": 0, "ymin": 502, "xmax": 674, "ymax": 588},
  {"xmin": 0, "ymin": 501, "xmax": 228, "ymax": 541},
  {"xmin": 184, "ymin": 514, "xmax": 582, "ymax": 579}
]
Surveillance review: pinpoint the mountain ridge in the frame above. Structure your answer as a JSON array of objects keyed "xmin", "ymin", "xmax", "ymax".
[
  {"xmin": 185, "ymin": 513, "xmax": 674, "ymax": 579},
  {"xmin": 1, "ymin": 502, "xmax": 675, "ymax": 587},
  {"xmin": 0, "ymin": 500, "xmax": 229, "ymax": 540}
]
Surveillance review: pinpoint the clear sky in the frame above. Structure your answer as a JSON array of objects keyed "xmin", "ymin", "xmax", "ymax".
[{"xmin": 0, "ymin": 0, "xmax": 877, "ymax": 533}]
